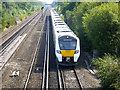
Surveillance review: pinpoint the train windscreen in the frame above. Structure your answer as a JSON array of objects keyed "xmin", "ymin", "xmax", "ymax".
[{"xmin": 59, "ymin": 38, "xmax": 77, "ymax": 50}]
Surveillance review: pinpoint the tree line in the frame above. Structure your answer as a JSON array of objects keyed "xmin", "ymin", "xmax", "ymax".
[{"xmin": 1, "ymin": 2, "xmax": 44, "ymax": 33}]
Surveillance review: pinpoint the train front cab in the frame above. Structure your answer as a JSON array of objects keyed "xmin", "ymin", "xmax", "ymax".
[{"xmin": 56, "ymin": 35, "xmax": 80, "ymax": 66}]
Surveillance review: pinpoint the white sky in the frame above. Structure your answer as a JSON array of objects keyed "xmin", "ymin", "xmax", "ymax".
[{"xmin": 38, "ymin": 0, "xmax": 54, "ymax": 4}]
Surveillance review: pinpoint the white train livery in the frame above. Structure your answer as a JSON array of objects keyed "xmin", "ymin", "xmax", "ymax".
[{"xmin": 51, "ymin": 9, "xmax": 80, "ymax": 66}]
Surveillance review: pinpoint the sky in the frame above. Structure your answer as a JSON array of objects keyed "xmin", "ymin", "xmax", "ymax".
[{"xmin": 38, "ymin": 0, "xmax": 54, "ymax": 4}]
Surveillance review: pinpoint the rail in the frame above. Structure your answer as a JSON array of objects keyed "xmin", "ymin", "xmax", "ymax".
[
  {"xmin": 57, "ymin": 66, "xmax": 83, "ymax": 90},
  {"xmin": 0, "ymin": 11, "xmax": 40, "ymax": 55},
  {"xmin": 23, "ymin": 8, "xmax": 48, "ymax": 90},
  {"xmin": 41, "ymin": 9, "xmax": 50, "ymax": 89},
  {"xmin": 73, "ymin": 67, "xmax": 83, "ymax": 90}
]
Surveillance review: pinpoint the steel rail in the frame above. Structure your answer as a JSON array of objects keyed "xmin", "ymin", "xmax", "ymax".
[
  {"xmin": 73, "ymin": 67, "xmax": 83, "ymax": 90},
  {"xmin": 0, "ymin": 10, "xmax": 44, "ymax": 71},
  {"xmin": 23, "ymin": 9, "xmax": 47, "ymax": 90},
  {"xmin": 57, "ymin": 66, "xmax": 66, "ymax": 90},
  {"xmin": 41, "ymin": 19, "xmax": 48, "ymax": 89},
  {"xmin": 46, "ymin": 13, "xmax": 50, "ymax": 89},
  {"xmin": 0, "ymin": 11, "xmax": 40, "ymax": 55},
  {"xmin": 60, "ymin": 66, "xmax": 66, "ymax": 90},
  {"xmin": 0, "ymin": 12, "xmax": 39, "ymax": 40},
  {"xmin": 41, "ymin": 9, "xmax": 50, "ymax": 89},
  {"xmin": 57, "ymin": 66, "xmax": 83, "ymax": 90},
  {"xmin": 57, "ymin": 65, "xmax": 63, "ymax": 89},
  {"xmin": 41, "ymin": 39, "xmax": 47, "ymax": 89}
]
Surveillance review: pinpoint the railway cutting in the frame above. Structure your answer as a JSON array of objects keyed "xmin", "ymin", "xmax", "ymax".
[{"xmin": 1, "ymin": 6, "xmax": 101, "ymax": 89}]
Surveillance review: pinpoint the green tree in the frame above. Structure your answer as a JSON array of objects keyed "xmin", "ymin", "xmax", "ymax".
[
  {"xmin": 83, "ymin": 3, "xmax": 119, "ymax": 55},
  {"xmin": 72, "ymin": 2, "xmax": 101, "ymax": 51},
  {"xmin": 1, "ymin": 2, "xmax": 44, "ymax": 32}
]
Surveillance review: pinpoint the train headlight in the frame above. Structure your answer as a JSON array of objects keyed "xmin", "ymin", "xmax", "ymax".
[
  {"xmin": 56, "ymin": 50, "xmax": 61, "ymax": 54},
  {"xmin": 75, "ymin": 50, "xmax": 79, "ymax": 54}
]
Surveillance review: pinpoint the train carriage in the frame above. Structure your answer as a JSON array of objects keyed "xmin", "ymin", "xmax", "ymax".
[{"xmin": 51, "ymin": 9, "xmax": 80, "ymax": 66}]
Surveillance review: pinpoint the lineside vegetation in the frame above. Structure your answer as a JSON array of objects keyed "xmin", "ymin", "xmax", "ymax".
[{"xmin": 1, "ymin": 2, "xmax": 44, "ymax": 33}]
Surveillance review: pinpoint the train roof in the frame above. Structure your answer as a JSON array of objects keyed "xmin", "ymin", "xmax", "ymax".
[
  {"xmin": 57, "ymin": 31, "xmax": 78, "ymax": 39},
  {"xmin": 53, "ymin": 16, "xmax": 61, "ymax": 19},
  {"xmin": 51, "ymin": 9, "xmax": 79, "ymax": 39},
  {"xmin": 54, "ymin": 21, "xmax": 64, "ymax": 23},
  {"xmin": 51, "ymin": 13, "xmax": 58, "ymax": 15},
  {"xmin": 55, "ymin": 27, "xmax": 77, "ymax": 38},
  {"xmin": 54, "ymin": 24, "xmax": 69, "ymax": 29},
  {"xmin": 53, "ymin": 17, "xmax": 62, "ymax": 20},
  {"xmin": 55, "ymin": 23, "xmax": 66, "ymax": 26},
  {"xmin": 56, "ymin": 27, "xmax": 71, "ymax": 32}
]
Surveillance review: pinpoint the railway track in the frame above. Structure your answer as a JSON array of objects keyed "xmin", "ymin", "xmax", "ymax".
[
  {"xmin": 0, "ymin": 8, "xmax": 47, "ymax": 70},
  {"xmin": 0, "ymin": 9, "xmax": 45, "ymax": 55},
  {"xmin": 0, "ymin": 11, "xmax": 38, "ymax": 41},
  {"xmin": 57, "ymin": 65, "xmax": 83, "ymax": 90},
  {"xmin": 1, "ymin": 7, "xmax": 101, "ymax": 89},
  {"xmin": 41, "ymin": 13, "xmax": 50, "ymax": 89},
  {"xmin": 23, "ymin": 8, "xmax": 49, "ymax": 89}
]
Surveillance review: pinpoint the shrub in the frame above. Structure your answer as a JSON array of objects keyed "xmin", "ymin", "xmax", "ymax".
[
  {"xmin": 82, "ymin": 3, "xmax": 118, "ymax": 56},
  {"xmin": 2, "ymin": 2, "xmax": 43, "ymax": 32},
  {"xmin": 92, "ymin": 54, "xmax": 120, "ymax": 89}
]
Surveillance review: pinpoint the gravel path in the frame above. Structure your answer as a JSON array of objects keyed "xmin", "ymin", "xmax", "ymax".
[{"xmin": 1, "ymin": 10, "xmax": 101, "ymax": 89}]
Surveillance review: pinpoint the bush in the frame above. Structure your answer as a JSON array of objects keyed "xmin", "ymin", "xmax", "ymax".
[
  {"xmin": 92, "ymin": 54, "xmax": 120, "ymax": 89},
  {"xmin": 66, "ymin": 10, "xmax": 74, "ymax": 30},
  {"xmin": 19, "ymin": 14, "xmax": 25, "ymax": 21},
  {"xmin": 82, "ymin": 3, "xmax": 118, "ymax": 56},
  {"xmin": 73, "ymin": 2, "xmax": 102, "ymax": 52},
  {"xmin": 2, "ymin": 2, "xmax": 44, "ymax": 32}
]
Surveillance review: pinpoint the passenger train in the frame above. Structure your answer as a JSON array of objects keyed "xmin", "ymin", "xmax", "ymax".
[{"xmin": 50, "ymin": 9, "xmax": 80, "ymax": 66}]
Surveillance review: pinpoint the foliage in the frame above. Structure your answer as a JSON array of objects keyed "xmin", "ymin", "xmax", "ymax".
[
  {"xmin": 65, "ymin": 10, "xmax": 75, "ymax": 30},
  {"xmin": 82, "ymin": 3, "xmax": 119, "ymax": 56},
  {"xmin": 56, "ymin": 2, "xmax": 78, "ymax": 23},
  {"xmin": 92, "ymin": 54, "xmax": 120, "ymax": 89},
  {"xmin": 0, "ymin": 2, "xmax": 2, "ymax": 33},
  {"xmin": 73, "ymin": 2, "xmax": 102, "ymax": 51},
  {"xmin": 1, "ymin": 2, "xmax": 44, "ymax": 32},
  {"xmin": 58, "ymin": 2, "xmax": 77, "ymax": 14}
]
